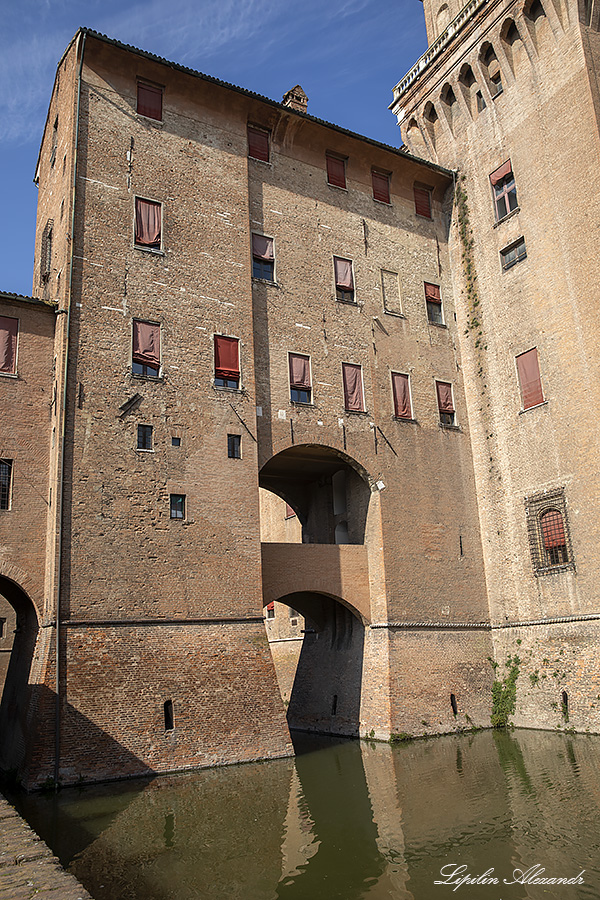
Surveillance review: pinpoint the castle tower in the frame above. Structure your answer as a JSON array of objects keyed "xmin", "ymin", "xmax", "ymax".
[{"xmin": 391, "ymin": 0, "xmax": 600, "ymax": 731}]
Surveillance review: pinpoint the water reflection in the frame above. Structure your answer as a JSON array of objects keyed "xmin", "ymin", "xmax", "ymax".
[{"xmin": 8, "ymin": 730, "xmax": 600, "ymax": 900}]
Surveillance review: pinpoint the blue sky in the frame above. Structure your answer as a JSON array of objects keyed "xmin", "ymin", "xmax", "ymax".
[{"xmin": 0, "ymin": 0, "xmax": 427, "ymax": 296}]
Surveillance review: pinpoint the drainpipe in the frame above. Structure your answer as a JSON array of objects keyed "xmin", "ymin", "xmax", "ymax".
[{"xmin": 54, "ymin": 29, "xmax": 86, "ymax": 789}]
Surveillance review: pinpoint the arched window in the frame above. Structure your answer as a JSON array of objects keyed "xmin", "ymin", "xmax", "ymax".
[{"xmin": 540, "ymin": 508, "xmax": 568, "ymax": 566}]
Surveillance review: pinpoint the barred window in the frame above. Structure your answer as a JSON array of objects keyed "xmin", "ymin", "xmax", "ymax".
[
  {"xmin": 525, "ymin": 489, "xmax": 575, "ymax": 574},
  {"xmin": 0, "ymin": 460, "xmax": 12, "ymax": 510}
]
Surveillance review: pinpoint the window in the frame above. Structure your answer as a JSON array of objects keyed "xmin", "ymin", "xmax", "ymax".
[
  {"xmin": 392, "ymin": 373, "xmax": 412, "ymax": 419},
  {"xmin": 525, "ymin": 489, "xmax": 574, "ymax": 574},
  {"xmin": 381, "ymin": 269, "xmax": 401, "ymax": 315},
  {"xmin": 171, "ymin": 436, "xmax": 181, "ymax": 447},
  {"xmin": 214, "ymin": 335, "xmax": 240, "ymax": 388},
  {"xmin": 326, "ymin": 153, "xmax": 346, "ymax": 189},
  {"xmin": 490, "ymin": 161, "xmax": 518, "ymax": 220},
  {"xmin": 170, "ymin": 494, "xmax": 185, "ymax": 519},
  {"xmin": 0, "ymin": 460, "xmax": 12, "ymax": 510},
  {"xmin": 372, "ymin": 170, "xmax": 390, "ymax": 204},
  {"xmin": 414, "ymin": 185, "xmax": 432, "ymax": 218},
  {"xmin": 134, "ymin": 197, "xmax": 162, "ymax": 249},
  {"xmin": 266, "ymin": 602, "xmax": 275, "ymax": 619},
  {"xmin": 137, "ymin": 82, "xmax": 163, "ymax": 121},
  {"xmin": 436, "ymin": 381, "xmax": 455, "ymax": 425},
  {"xmin": 41, "ymin": 219, "xmax": 53, "ymax": 282},
  {"xmin": 425, "ymin": 282, "xmax": 444, "ymax": 325},
  {"xmin": 334, "ymin": 257, "xmax": 354, "ymax": 303},
  {"xmin": 227, "ymin": 434, "xmax": 241, "ymax": 458},
  {"xmin": 137, "ymin": 424, "xmax": 153, "ymax": 450},
  {"xmin": 490, "ymin": 70, "xmax": 503, "ymax": 96},
  {"xmin": 252, "ymin": 234, "xmax": 275, "ymax": 281},
  {"xmin": 0, "ymin": 317, "xmax": 18, "ymax": 375},
  {"xmin": 132, "ymin": 320, "xmax": 161, "ymax": 377},
  {"xmin": 342, "ymin": 363, "xmax": 365, "ymax": 412},
  {"xmin": 516, "ymin": 348, "xmax": 544, "ymax": 410},
  {"xmin": 476, "ymin": 90, "xmax": 486, "ymax": 112},
  {"xmin": 247, "ymin": 126, "xmax": 269, "ymax": 162},
  {"xmin": 289, "ymin": 353, "xmax": 312, "ymax": 403},
  {"xmin": 501, "ymin": 237, "xmax": 527, "ymax": 269},
  {"xmin": 50, "ymin": 116, "xmax": 58, "ymax": 167},
  {"xmin": 163, "ymin": 699, "xmax": 174, "ymax": 730}
]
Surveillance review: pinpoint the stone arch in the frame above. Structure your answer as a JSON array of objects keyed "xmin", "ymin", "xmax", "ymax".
[
  {"xmin": 259, "ymin": 443, "xmax": 373, "ymax": 545},
  {"xmin": 404, "ymin": 117, "xmax": 430, "ymax": 158},
  {"xmin": 423, "ymin": 101, "xmax": 440, "ymax": 151},
  {"xmin": 267, "ymin": 590, "xmax": 366, "ymax": 737},
  {"xmin": 0, "ymin": 575, "xmax": 40, "ymax": 775},
  {"xmin": 458, "ymin": 63, "xmax": 478, "ymax": 117},
  {"xmin": 436, "ymin": 3, "xmax": 451, "ymax": 35},
  {"xmin": 440, "ymin": 82, "xmax": 459, "ymax": 134},
  {"xmin": 500, "ymin": 17, "xmax": 528, "ymax": 74},
  {"xmin": 480, "ymin": 42, "xmax": 504, "ymax": 97},
  {"xmin": 523, "ymin": 0, "xmax": 555, "ymax": 45}
]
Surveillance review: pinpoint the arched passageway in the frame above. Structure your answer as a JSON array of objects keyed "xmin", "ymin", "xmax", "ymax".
[
  {"xmin": 265, "ymin": 591, "xmax": 365, "ymax": 737},
  {"xmin": 0, "ymin": 577, "xmax": 39, "ymax": 773}
]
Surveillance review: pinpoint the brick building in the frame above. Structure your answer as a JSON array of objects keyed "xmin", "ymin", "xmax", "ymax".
[{"xmin": 0, "ymin": 1, "xmax": 594, "ymax": 785}]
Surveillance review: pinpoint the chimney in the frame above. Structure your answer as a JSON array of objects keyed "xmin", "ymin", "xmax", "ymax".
[{"xmin": 282, "ymin": 85, "xmax": 308, "ymax": 114}]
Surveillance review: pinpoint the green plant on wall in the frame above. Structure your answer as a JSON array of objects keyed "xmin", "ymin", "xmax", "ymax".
[{"xmin": 491, "ymin": 654, "xmax": 520, "ymax": 728}]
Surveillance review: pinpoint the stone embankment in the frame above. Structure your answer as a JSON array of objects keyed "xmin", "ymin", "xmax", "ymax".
[{"xmin": 0, "ymin": 793, "xmax": 93, "ymax": 899}]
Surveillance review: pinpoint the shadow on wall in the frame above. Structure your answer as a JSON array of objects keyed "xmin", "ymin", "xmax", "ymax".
[{"xmin": 282, "ymin": 592, "xmax": 365, "ymax": 737}]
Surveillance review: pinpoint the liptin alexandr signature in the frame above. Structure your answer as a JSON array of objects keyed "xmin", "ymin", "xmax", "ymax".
[{"xmin": 435, "ymin": 863, "xmax": 585, "ymax": 891}]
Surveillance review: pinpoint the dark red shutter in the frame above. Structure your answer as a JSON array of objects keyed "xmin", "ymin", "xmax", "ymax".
[
  {"xmin": 214, "ymin": 336, "xmax": 240, "ymax": 379},
  {"xmin": 436, "ymin": 381, "xmax": 454, "ymax": 413},
  {"xmin": 135, "ymin": 198, "xmax": 161, "ymax": 247},
  {"xmin": 490, "ymin": 160, "xmax": 512, "ymax": 187},
  {"xmin": 132, "ymin": 321, "xmax": 161, "ymax": 368},
  {"xmin": 424, "ymin": 283, "xmax": 441, "ymax": 302},
  {"xmin": 137, "ymin": 83, "xmax": 162, "ymax": 120},
  {"xmin": 342, "ymin": 363, "xmax": 364, "ymax": 411},
  {"xmin": 326, "ymin": 155, "xmax": 346, "ymax": 189},
  {"xmin": 541, "ymin": 510, "xmax": 566, "ymax": 549},
  {"xmin": 289, "ymin": 354, "xmax": 311, "ymax": 389},
  {"xmin": 0, "ymin": 316, "xmax": 18, "ymax": 374},
  {"xmin": 414, "ymin": 186, "xmax": 432, "ymax": 218},
  {"xmin": 372, "ymin": 171, "xmax": 390, "ymax": 203},
  {"xmin": 516, "ymin": 349, "xmax": 544, "ymax": 409},
  {"xmin": 392, "ymin": 373, "xmax": 411, "ymax": 419},
  {"xmin": 248, "ymin": 127, "xmax": 269, "ymax": 162}
]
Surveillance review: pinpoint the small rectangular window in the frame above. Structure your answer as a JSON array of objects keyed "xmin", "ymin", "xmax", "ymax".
[
  {"xmin": 326, "ymin": 154, "xmax": 346, "ymax": 189},
  {"xmin": 0, "ymin": 460, "xmax": 12, "ymax": 510},
  {"xmin": 372, "ymin": 170, "xmax": 390, "ymax": 204},
  {"xmin": 137, "ymin": 82, "xmax": 163, "ymax": 121},
  {"xmin": 252, "ymin": 233, "xmax": 275, "ymax": 281},
  {"xmin": 170, "ymin": 494, "xmax": 185, "ymax": 519},
  {"xmin": 266, "ymin": 602, "xmax": 275, "ymax": 619},
  {"xmin": 248, "ymin": 126, "xmax": 269, "ymax": 162},
  {"xmin": 137, "ymin": 424, "xmax": 153, "ymax": 450},
  {"xmin": 501, "ymin": 237, "xmax": 527, "ymax": 269},
  {"xmin": 425, "ymin": 282, "xmax": 444, "ymax": 325},
  {"xmin": 436, "ymin": 381, "xmax": 455, "ymax": 426},
  {"xmin": 490, "ymin": 71, "xmax": 503, "ymax": 96},
  {"xmin": 414, "ymin": 185, "xmax": 432, "ymax": 219},
  {"xmin": 516, "ymin": 348, "xmax": 544, "ymax": 410},
  {"xmin": 163, "ymin": 698, "xmax": 174, "ymax": 730},
  {"xmin": 289, "ymin": 353, "xmax": 312, "ymax": 404},
  {"xmin": 490, "ymin": 160, "xmax": 517, "ymax": 220},
  {"xmin": 41, "ymin": 220, "xmax": 53, "ymax": 282},
  {"xmin": 214, "ymin": 335, "xmax": 240, "ymax": 388},
  {"xmin": 0, "ymin": 317, "xmax": 18, "ymax": 375},
  {"xmin": 342, "ymin": 363, "xmax": 365, "ymax": 412},
  {"xmin": 227, "ymin": 434, "xmax": 241, "ymax": 458},
  {"xmin": 476, "ymin": 90, "xmax": 486, "ymax": 112},
  {"xmin": 392, "ymin": 373, "xmax": 412, "ymax": 419},
  {"xmin": 132, "ymin": 320, "xmax": 161, "ymax": 377},
  {"xmin": 334, "ymin": 256, "xmax": 354, "ymax": 303},
  {"xmin": 381, "ymin": 270, "xmax": 401, "ymax": 315},
  {"xmin": 171, "ymin": 436, "xmax": 181, "ymax": 447},
  {"xmin": 135, "ymin": 197, "xmax": 162, "ymax": 249}
]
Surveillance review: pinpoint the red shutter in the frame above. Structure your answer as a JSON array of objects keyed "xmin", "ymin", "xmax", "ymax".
[
  {"xmin": 334, "ymin": 257, "xmax": 354, "ymax": 289},
  {"xmin": 137, "ymin": 83, "xmax": 163, "ymax": 120},
  {"xmin": 285, "ymin": 503, "xmax": 296, "ymax": 519},
  {"xmin": 326, "ymin": 155, "xmax": 346, "ymax": 189},
  {"xmin": 266, "ymin": 602, "xmax": 275, "ymax": 611},
  {"xmin": 490, "ymin": 159, "xmax": 512, "ymax": 187},
  {"xmin": 424, "ymin": 282, "xmax": 441, "ymax": 302},
  {"xmin": 289, "ymin": 354, "xmax": 311, "ymax": 389},
  {"xmin": 214, "ymin": 336, "xmax": 240, "ymax": 379},
  {"xmin": 132, "ymin": 320, "xmax": 161, "ymax": 368},
  {"xmin": 392, "ymin": 373, "xmax": 411, "ymax": 419},
  {"xmin": 135, "ymin": 198, "xmax": 161, "ymax": 247},
  {"xmin": 372, "ymin": 171, "xmax": 390, "ymax": 204},
  {"xmin": 541, "ymin": 509, "xmax": 566, "ymax": 549},
  {"xmin": 414, "ymin": 186, "xmax": 432, "ymax": 218},
  {"xmin": 436, "ymin": 381, "xmax": 454, "ymax": 413},
  {"xmin": 248, "ymin": 127, "xmax": 269, "ymax": 162},
  {"xmin": 342, "ymin": 363, "xmax": 364, "ymax": 411},
  {"xmin": 0, "ymin": 316, "xmax": 18, "ymax": 374},
  {"xmin": 516, "ymin": 348, "xmax": 544, "ymax": 409},
  {"xmin": 252, "ymin": 234, "xmax": 274, "ymax": 260}
]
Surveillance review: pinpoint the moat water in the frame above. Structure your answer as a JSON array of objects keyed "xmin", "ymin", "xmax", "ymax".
[{"xmin": 8, "ymin": 729, "xmax": 600, "ymax": 900}]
